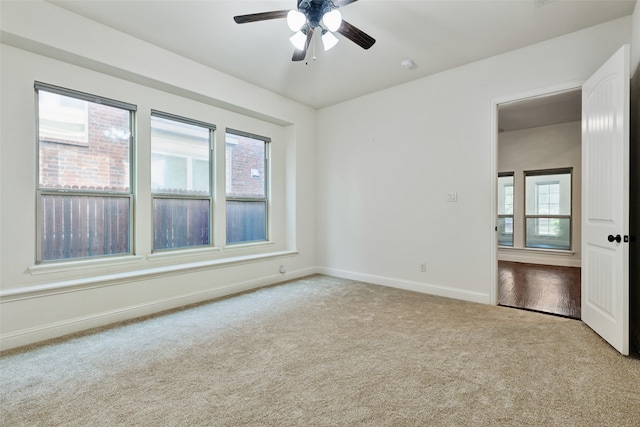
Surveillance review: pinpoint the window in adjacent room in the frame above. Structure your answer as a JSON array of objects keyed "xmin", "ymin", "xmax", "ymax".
[
  {"xmin": 36, "ymin": 82, "xmax": 135, "ymax": 262},
  {"xmin": 525, "ymin": 169, "xmax": 572, "ymax": 250},
  {"xmin": 151, "ymin": 111, "xmax": 214, "ymax": 251},
  {"xmin": 498, "ymin": 173, "xmax": 514, "ymax": 247},
  {"xmin": 225, "ymin": 129, "xmax": 269, "ymax": 244}
]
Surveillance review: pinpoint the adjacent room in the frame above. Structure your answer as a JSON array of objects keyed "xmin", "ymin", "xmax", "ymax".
[
  {"xmin": 1, "ymin": 0, "xmax": 639, "ymax": 424},
  {"xmin": 497, "ymin": 89, "xmax": 583, "ymax": 319}
]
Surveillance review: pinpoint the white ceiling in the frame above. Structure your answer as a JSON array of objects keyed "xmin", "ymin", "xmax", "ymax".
[
  {"xmin": 498, "ymin": 88, "xmax": 582, "ymax": 132},
  {"xmin": 47, "ymin": 0, "xmax": 636, "ymax": 109}
]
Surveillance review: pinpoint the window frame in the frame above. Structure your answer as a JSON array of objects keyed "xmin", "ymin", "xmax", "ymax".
[
  {"xmin": 150, "ymin": 110, "xmax": 216, "ymax": 253},
  {"xmin": 35, "ymin": 82, "xmax": 136, "ymax": 264},
  {"xmin": 225, "ymin": 128, "xmax": 270, "ymax": 245},
  {"xmin": 497, "ymin": 172, "xmax": 514, "ymax": 247},
  {"xmin": 524, "ymin": 168, "xmax": 572, "ymax": 250}
]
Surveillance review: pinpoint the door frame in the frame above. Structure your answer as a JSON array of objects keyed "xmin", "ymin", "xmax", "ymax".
[{"xmin": 489, "ymin": 80, "xmax": 584, "ymax": 306}]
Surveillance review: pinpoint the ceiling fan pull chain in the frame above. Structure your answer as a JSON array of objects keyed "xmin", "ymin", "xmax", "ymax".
[{"xmin": 313, "ymin": 35, "xmax": 317, "ymax": 61}]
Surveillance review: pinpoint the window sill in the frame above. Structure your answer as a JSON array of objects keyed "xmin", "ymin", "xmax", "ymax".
[
  {"xmin": 28, "ymin": 255, "xmax": 144, "ymax": 276},
  {"xmin": 7, "ymin": 250, "xmax": 299, "ymax": 302},
  {"xmin": 223, "ymin": 240, "xmax": 275, "ymax": 252},
  {"xmin": 147, "ymin": 246, "xmax": 222, "ymax": 262},
  {"xmin": 498, "ymin": 246, "xmax": 575, "ymax": 256}
]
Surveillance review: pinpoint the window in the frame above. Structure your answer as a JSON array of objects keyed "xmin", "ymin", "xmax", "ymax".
[
  {"xmin": 497, "ymin": 173, "xmax": 514, "ymax": 246},
  {"xmin": 225, "ymin": 129, "xmax": 269, "ymax": 244},
  {"xmin": 151, "ymin": 111, "xmax": 214, "ymax": 251},
  {"xmin": 36, "ymin": 83, "xmax": 135, "ymax": 262},
  {"xmin": 525, "ymin": 169, "xmax": 571, "ymax": 250}
]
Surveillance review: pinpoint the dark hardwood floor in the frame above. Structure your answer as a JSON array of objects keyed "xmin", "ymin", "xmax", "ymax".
[{"xmin": 498, "ymin": 261, "xmax": 581, "ymax": 319}]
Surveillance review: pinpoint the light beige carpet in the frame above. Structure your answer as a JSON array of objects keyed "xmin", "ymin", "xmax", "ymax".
[{"xmin": 1, "ymin": 275, "xmax": 639, "ymax": 426}]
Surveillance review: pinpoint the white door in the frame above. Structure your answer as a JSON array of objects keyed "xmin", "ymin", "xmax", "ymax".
[{"xmin": 582, "ymin": 45, "xmax": 630, "ymax": 355}]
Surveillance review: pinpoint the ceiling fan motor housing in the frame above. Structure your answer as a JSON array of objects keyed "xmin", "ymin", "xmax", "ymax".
[{"xmin": 299, "ymin": 0, "xmax": 337, "ymax": 28}]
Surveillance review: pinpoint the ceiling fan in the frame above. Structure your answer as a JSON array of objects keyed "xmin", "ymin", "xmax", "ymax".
[{"xmin": 233, "ymin": 0, "xmax": 375, "ymax": 62}]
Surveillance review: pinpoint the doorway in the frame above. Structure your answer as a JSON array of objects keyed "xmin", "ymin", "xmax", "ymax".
[
  {"xmin": 496, "ymin": 89, "xmax": 582, "ymax": 318},
  {"xmin": 491, "ymin": 46, "xmax": 630, "ymax": 354}
]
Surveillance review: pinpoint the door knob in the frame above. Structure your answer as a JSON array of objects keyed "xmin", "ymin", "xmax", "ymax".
[{"xmin": 608, "ymin": 234, "xmax": 622, "ymax": 243}]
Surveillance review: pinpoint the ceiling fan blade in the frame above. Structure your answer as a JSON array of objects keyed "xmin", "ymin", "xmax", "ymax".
[
  {"xmin": 334, "ymin": 0, "xmax": 359, "ymax": 7},
  {"xmin": 336, "ymin": 19, "xmax": 375, "ymax": 50},
  {"xmin": 233, "ymin": 10, "xmax": 289, "ymax": 24},
  {"xmin": 292, "ymin": 27, "xmax": 314, "ymax": 61}
]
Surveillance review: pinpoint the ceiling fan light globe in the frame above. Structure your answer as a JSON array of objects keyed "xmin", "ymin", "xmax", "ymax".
[
  {"xmin": 322, "ymin": 9, "xmax": 342, "ymax": 32},
  {"xmin": 287, "ymin": 10, "xmax": 306, "ymax": 31},
  {"xmin": 322, "ymin": 31, "xmax": 339, "ymax": 51},
  {"xmin": 290, "ymin": 31, "xmax": 307, "ymax": 50}
]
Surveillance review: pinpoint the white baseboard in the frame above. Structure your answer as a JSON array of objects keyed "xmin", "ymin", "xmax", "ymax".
[
  {"xmin": 317, "ymin": 267, "xmax": 491, "ymax": 305},
  {"xmin": 1, "ymin": 266, "xmax": 489, "ymax": 351},
  {"xmin": 0, "ymin": 266, "xmax": 318, "ymax": 352}
]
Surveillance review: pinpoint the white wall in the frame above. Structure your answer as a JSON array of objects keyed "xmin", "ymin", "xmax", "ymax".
[
  {"xmin": 498, "ymin": 122, "xmax": 582, "ymax": 267},
  {"xmin": 317, "ymin": 17, "xmax": 631, "ymax": 304},
  {"xmin": 0, "ymin": 1, "xmax": 317, "ymax": 350}
]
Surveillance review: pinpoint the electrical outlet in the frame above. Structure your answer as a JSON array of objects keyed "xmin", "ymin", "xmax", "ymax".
[
  {"xmin": 419, "ymin": 263, "xmax": 427, "ymax": 272},
  {"xmin": 446, "ymin": 192, "xmax": 457, "ymax": 202}
]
